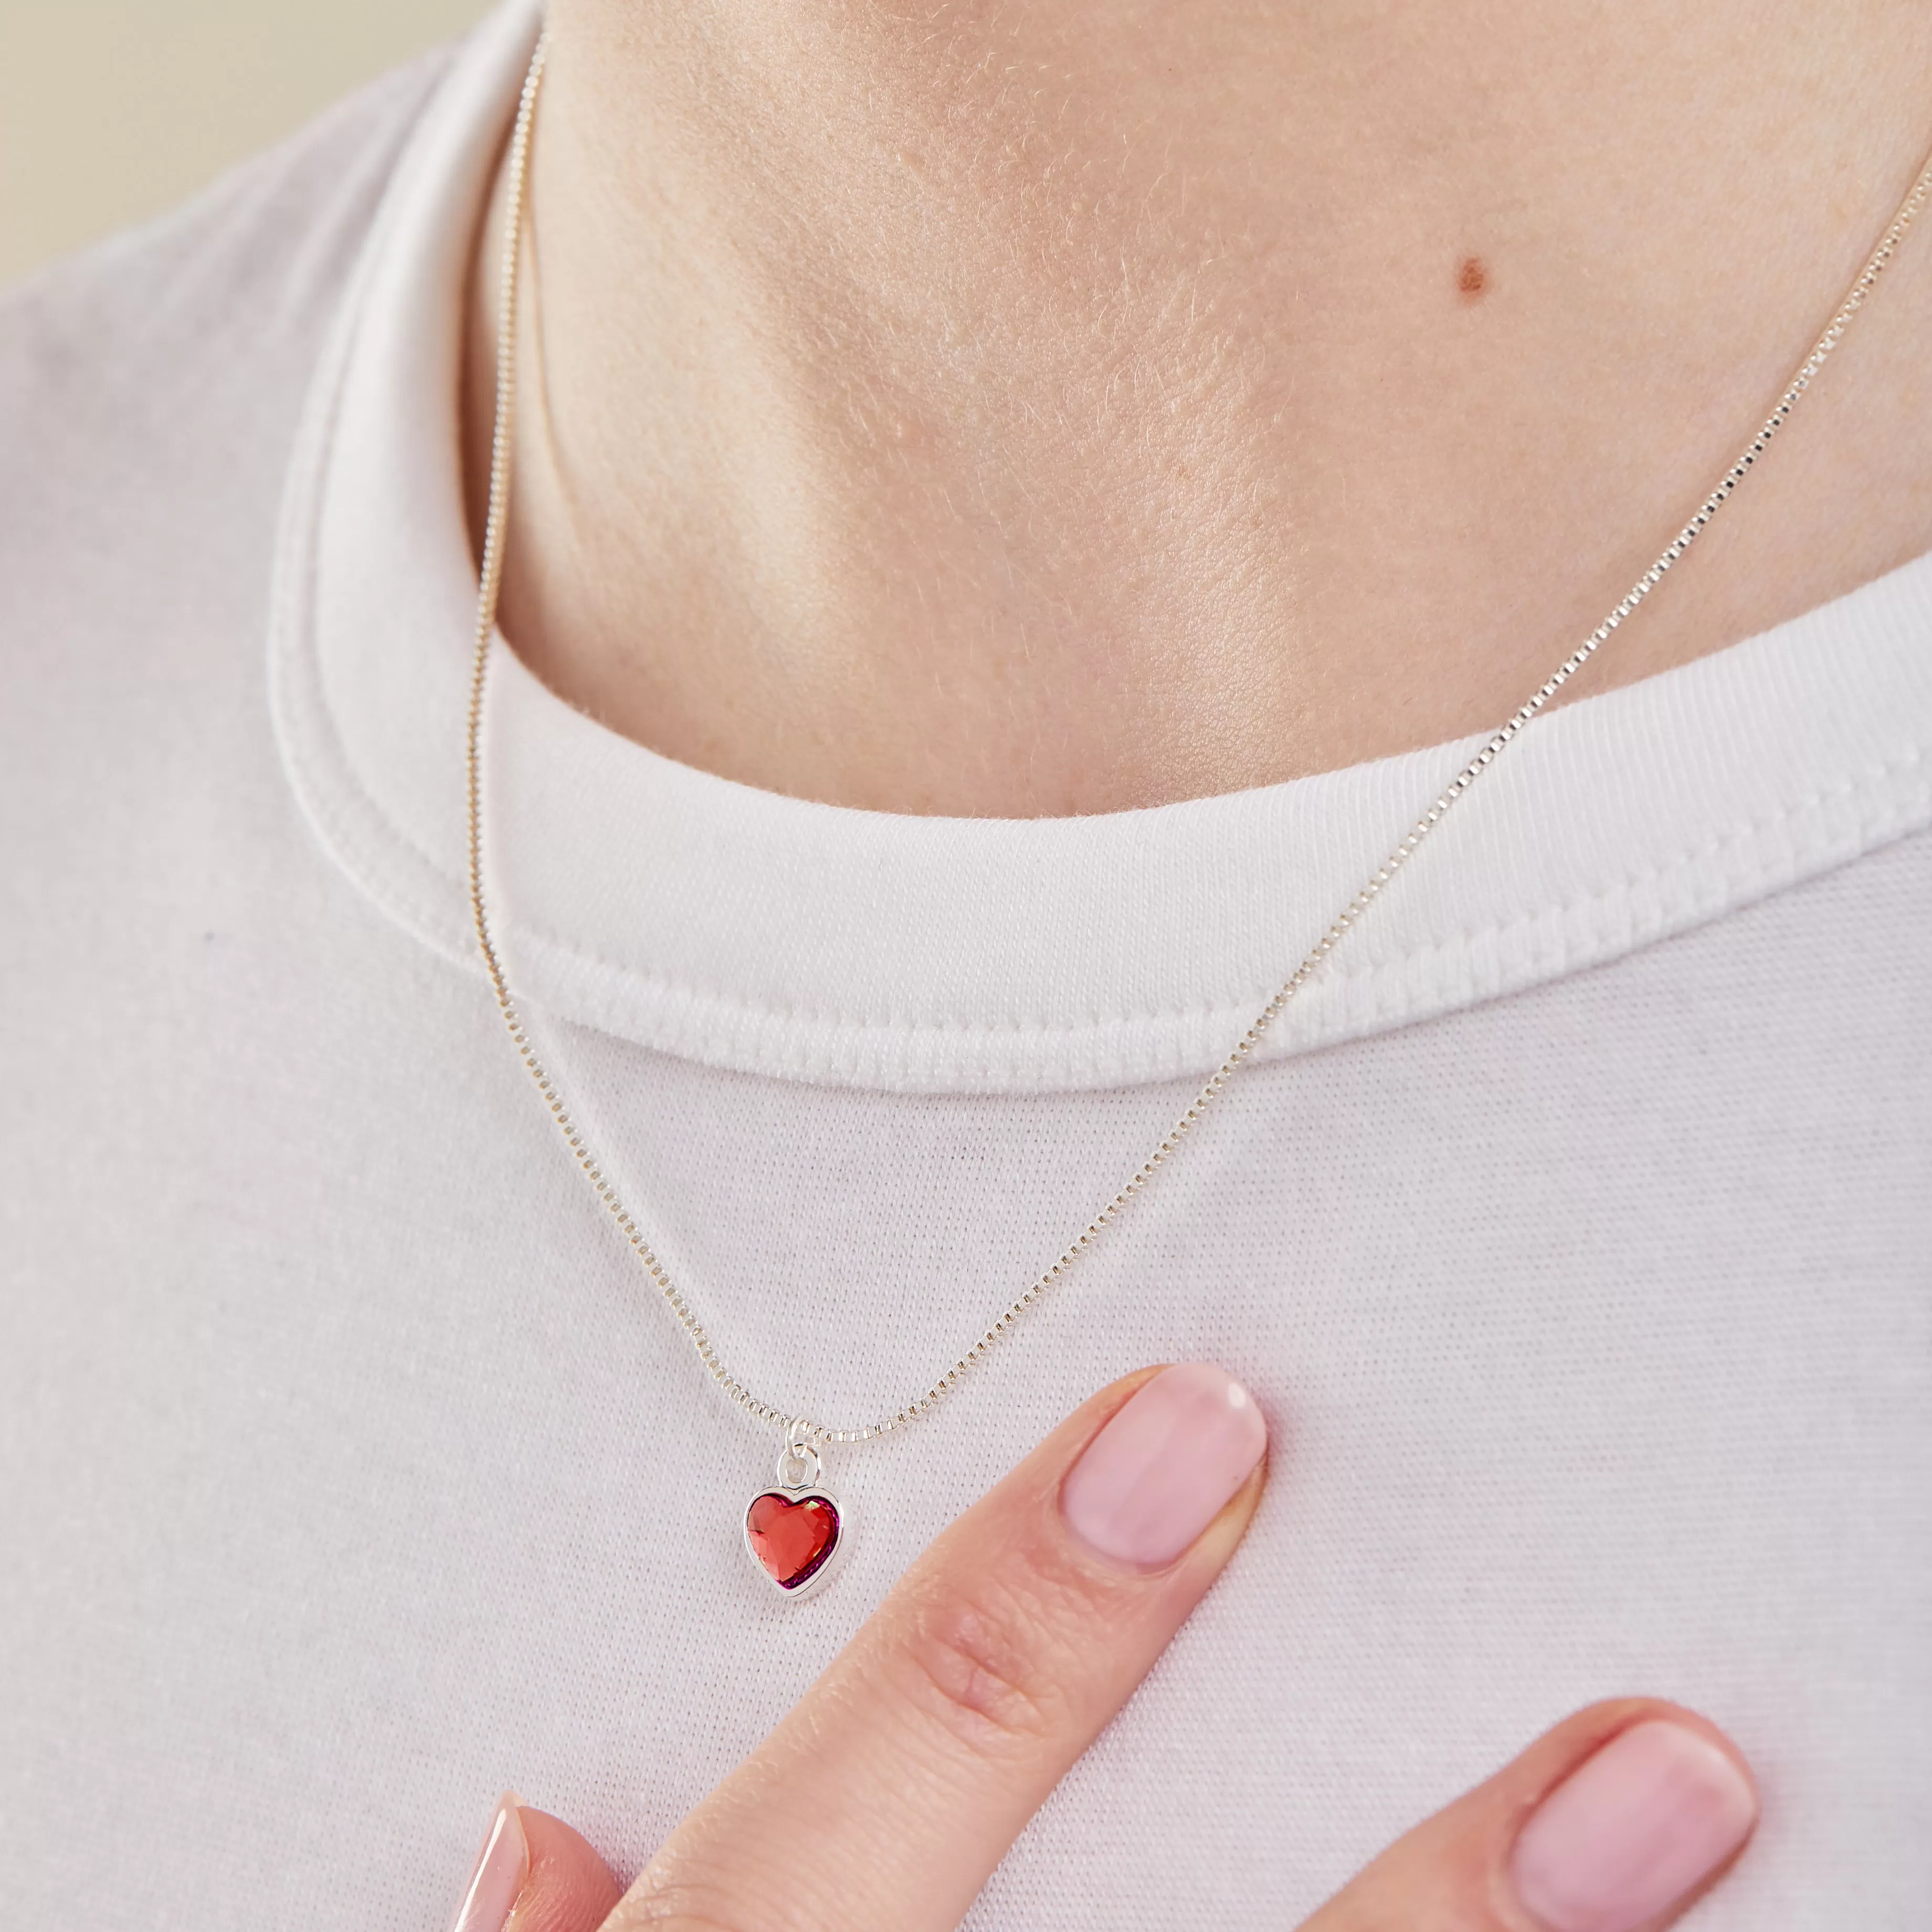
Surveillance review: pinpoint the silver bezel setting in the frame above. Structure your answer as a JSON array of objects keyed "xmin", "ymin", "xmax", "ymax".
[{"xmin": 744, "ymin": 1485, "xmax": 845, "ymax": 1600}]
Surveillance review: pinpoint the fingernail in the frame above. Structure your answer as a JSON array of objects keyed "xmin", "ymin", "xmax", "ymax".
[
  {"xmin": 1509, "ymin": 1721, "xmax": 1758, "ymax": 1932},
  {"xmin": 1061, "ymin": 1363, "xmax": 1268, "ymax": 1569},
  {"xmin": 449, "ymin": 1793, "xmax": 528, "ymax": 1932}
]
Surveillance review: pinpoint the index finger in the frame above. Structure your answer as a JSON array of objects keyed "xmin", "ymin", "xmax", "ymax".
[{"xmin": 606, "ymin": 1363, "xmax": 1269, "ymax": 1932}]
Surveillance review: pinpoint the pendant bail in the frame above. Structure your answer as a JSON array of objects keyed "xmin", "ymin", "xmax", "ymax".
[{"xmin": 776, "ymin": 1419, "xmax": 821, "ymax": 1493}]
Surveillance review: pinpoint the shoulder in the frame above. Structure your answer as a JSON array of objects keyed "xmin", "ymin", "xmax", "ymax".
[{"xmin": 0, "ymin": 44, "xmax": 455, "ymax": 559}]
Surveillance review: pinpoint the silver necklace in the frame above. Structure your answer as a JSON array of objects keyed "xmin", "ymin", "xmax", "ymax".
[{"xmin": 470, "ymin": 33, "xmax": 1932, "ymax": 1597}]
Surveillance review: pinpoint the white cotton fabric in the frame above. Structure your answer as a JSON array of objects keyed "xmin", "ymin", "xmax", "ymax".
[{"xmin": 2, "ymin": 5, "xmax": 1929, "ymax": 1928}]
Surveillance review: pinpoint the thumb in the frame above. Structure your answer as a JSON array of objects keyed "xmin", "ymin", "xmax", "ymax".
[
  {"xmin": 447, "ymin": 1795, "xmax": 623, "ymax": 1932},
  {"xmin": 1303, "ymin": 1700, "xmax": 1759, "ymax": 1932}
]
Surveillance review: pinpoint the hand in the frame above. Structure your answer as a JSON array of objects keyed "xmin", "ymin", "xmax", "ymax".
[{"xmin": 445, "ymin": 1365, "xmax": 1758, "ymax": 1932}]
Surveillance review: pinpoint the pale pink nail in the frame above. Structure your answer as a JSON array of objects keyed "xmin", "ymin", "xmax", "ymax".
[
  {"xmin": 1509, "ymin": 1722, "xmax": 1758, "ymax": 1932},
  {"xmin": 449, "ymin": 1793, "xmax": 528, "ymax": 1932},
  {"xmin": 1060, "ymin": 1364, "xmax": 1268, "ymax": 1569}
]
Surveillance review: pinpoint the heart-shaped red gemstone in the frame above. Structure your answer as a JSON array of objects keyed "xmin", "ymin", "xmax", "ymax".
[{"xmin": 746, "ymin": 1491, "xmax": 840, "ymax": 1591}]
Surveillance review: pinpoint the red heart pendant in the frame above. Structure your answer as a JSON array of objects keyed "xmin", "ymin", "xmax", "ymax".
[{"xmin": 745, "ymin": 1490, "xmax": 842, "ymax": 1594}]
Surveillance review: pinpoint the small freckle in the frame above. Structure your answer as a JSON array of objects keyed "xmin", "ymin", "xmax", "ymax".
[{"xmin": 1458, "ymin": 256, "xmax": 1488, "ymax": 299}]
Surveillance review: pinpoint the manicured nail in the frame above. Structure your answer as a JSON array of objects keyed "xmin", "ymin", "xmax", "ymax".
[
  {"xmin": 1061, "ymin": 1363, "xmax": 1268, "ymax": 1569},
  {"xmin": 449, "ymin": 1793, "xmax": 528, "ymax": 1932},
  {"xmin": 1509, "ymin": 1721, "xmax": 1758, "ymax": 1932}
]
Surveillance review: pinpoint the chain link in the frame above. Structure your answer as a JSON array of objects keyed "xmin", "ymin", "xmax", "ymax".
[{"xmin": 470, "ymin": 33, "xmax": 1932, "ymax": 1447}]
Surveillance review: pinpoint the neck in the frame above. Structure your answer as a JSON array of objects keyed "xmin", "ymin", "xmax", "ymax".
[{"xmin": 468, "ymin": 0, "xmax": 1932, "ymax": 816}]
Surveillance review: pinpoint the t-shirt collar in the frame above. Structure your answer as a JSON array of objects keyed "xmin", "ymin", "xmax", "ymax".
[{"xmin": 270, "ymin": 0, "xmax": 1932, "ymax": 1094}]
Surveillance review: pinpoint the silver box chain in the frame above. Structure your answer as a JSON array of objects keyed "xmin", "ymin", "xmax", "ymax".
[{"xmin": 468, "ymin": 34, "xmax": 1932, "ymax": 1449}]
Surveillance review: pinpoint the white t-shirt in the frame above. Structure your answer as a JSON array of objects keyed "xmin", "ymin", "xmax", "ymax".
[{"xmin": 3, "ymin": 6, "xmax": 1929, "ymax": 1926}]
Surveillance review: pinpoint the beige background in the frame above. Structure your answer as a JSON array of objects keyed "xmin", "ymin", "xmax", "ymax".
[{"xmin": 1, "ymin": 0, "xmax": 489, "ymax": 284}]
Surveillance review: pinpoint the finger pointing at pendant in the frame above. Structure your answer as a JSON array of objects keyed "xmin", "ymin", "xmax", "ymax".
[
  {"xmin": 449, "ymin": 1363, "xmax": 1268, "ymax": 1932},
  {"xmin": 448, "ymin": 1369, "xmax": 1759, "ymax": 1932},
  {"xmin": 618, "ymin": 1363, "xmax": 1268, "ymax": 1932}
]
